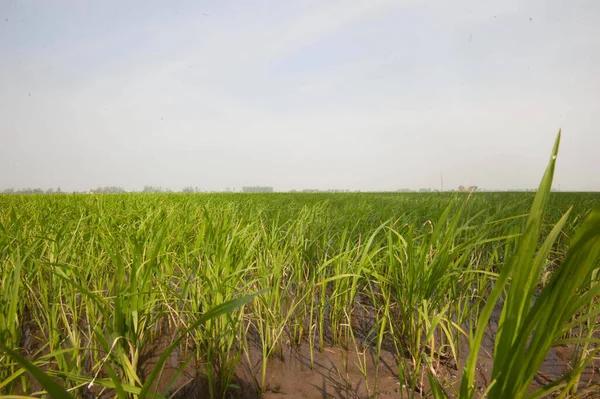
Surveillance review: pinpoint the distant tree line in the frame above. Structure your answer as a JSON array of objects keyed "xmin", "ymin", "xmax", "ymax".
[
  {"xmin": 91, "ymin": 186, "xmax": 125, "ymax": 194},
  {"xmin": 242, "ymin": 186, "xmax": 274, "ymax": 193},
  {"xmin": 2, "ymin": 187, "xmax": 62, "ymax": 194},
  {"xmin": 141, "ymin": 185, "xmax": 173, "ymax": 193},
  {"xmin": 2, "ymin": 185, "xmax": 547, "ymax": 195},
  {"xmin": 181, "ymin": 186, "xmax": 208, "ymax": 193},
  {"xmin": 1, "ymin": 185, "xmax": 202, "ymax": 194}
]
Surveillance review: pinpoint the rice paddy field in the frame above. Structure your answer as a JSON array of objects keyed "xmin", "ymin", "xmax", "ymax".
[{"xmin": 2, "ymin": 137, "xmax": 600, "ymax": 398}]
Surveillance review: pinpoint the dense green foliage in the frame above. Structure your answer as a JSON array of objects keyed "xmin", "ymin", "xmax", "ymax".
[{"xmin": 1, "ymin": 165, "xmax": 599, "ymax": 397}]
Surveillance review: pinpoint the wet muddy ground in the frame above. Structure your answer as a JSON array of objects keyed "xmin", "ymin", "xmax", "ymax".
[
  {"xmin": 149, "ymin": 329, "xmax": 599, "ymax": 399},
  {"xmin": 13, "ymin": 311, "xmax": 600, "ymax": 398}
]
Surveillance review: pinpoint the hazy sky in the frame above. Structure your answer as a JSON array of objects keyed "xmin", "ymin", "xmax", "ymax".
[{"xmin": 1, "ymin": 0, "xmax": 599, "ymax": 192}]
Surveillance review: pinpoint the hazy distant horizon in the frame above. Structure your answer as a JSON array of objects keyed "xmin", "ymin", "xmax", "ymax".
[
  {"xmin": 3, "ymin": 185, "xmax": 596, "ymax": 194},
  {"xmin": 2, "ymin": 1, "xmax": 599, "ymax": 192}
]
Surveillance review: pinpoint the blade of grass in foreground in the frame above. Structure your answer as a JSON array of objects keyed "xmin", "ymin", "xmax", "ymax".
[
  {"xmin": 504, "ymin": 210, "xmax": 600, "ymax": 398},
  {"xmin": 459, "ymin": 130, "xmax": 561, "ymax": 398},
  {"xmin": 456, "ymin": 130, "xmax": 600, "ymax": 398},
  {"xmin": 0, "ymin": 345, "xmax": 73, "ymax": 399}
]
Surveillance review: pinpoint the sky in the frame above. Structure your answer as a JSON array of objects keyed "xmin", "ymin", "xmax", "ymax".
[{"xmin": 1, "ymin": 0, "xmax": 599, "ymax": 192}]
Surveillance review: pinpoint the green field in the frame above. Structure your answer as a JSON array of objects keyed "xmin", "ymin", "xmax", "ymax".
[{"xmin": 1, "ymin": 141, "xmax": 600, "ymax": 398}]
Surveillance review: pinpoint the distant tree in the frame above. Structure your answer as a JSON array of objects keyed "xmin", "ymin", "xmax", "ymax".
[
  {"xmin": 46, "ymin": 188, "xmax": 54, "ymax": 194},
  {"xmin": 91, "ymin": 186, "xmax": 125, "ymax": 194},
  {"xmin": 182, "ymin": 186, "xmax": 195, "ymax": 193},
  {"xmin": 242, "ymin": 186, "xmax": 273, "ymax": 193},
  {"xmin": 142, "ymin": 185, "xmax": 163, "ymax": 193}
]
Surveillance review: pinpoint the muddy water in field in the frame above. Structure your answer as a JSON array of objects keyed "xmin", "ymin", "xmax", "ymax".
[
  {"xmin": 146, "ymin": 342, "xmax": 598, "ymax": 399},
  {"xmin": 156, "ymin": 342, "xmax": 405, "ymax": 399},
  {"xmin": 13, "ymin": 313, "xmax": 600, "ymax": 398},
  {"xmin": 144, "ymin": 325, "xmax": 599, "ymax": 399}
]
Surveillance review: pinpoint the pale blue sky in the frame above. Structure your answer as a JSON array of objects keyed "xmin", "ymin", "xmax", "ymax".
[{"xmin": 1, "ymin": 0, "xmax": 599, "ymax": 191}]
